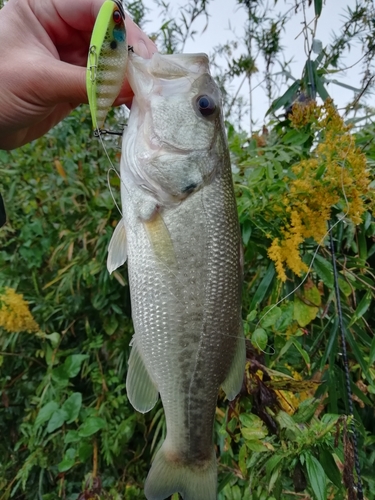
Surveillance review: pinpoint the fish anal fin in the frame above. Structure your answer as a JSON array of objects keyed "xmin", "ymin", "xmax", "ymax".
[
  {"xmin": 145, "ymin": 442, "xmax": 217, "ymax": 500},
  {"xmin": 221, "ymin": 327, "xmax": 246, "ymax": 401},
  {"xmin": 107, "ymin": 219, "xmax": 127, "ymax": 274},
  {"xmin": 126, "ymin": 339, "xmax": 159, "ymax": 413}
]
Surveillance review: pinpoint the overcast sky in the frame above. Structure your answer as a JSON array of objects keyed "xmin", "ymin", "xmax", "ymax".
[{"xmin": 142, "ymin": 0, "xmax": 364, "ymax": 131}]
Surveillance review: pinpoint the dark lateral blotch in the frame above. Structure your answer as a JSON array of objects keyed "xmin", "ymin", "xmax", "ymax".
[{"xmin": 182, "ymin": 183, "xmax": 197, "ymax": 194}]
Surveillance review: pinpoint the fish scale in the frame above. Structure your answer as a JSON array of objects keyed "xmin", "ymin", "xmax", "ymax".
[{"xmin": 107, "ymin": 51, "xmax": 246, "ymax": 500}]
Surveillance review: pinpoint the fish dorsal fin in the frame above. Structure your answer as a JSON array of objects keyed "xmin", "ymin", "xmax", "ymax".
[
  {"xmin": 126, "ymin": 338, "xmax": 159, "ymax": 413},
  {"xmin": 143, "ymin": 211, "xmax": 177, "ymax": 269},
  {"xmin": 221, "ymin": 327, "xmax": 246, "ymax": 401},
  {"xmin": 107, "ymin": 219, "xmax": 127, "ymax": 274}
]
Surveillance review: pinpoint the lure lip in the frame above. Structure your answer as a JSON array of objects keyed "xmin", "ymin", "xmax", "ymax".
[{"xmin": 113, "ymin": 0, "xmax": 126, "ymax": 20}]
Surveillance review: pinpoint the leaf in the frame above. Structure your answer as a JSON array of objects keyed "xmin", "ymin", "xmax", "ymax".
[
  {"xmin": 44, "ymin": 332, "xmax": 61, "ymax": 347},
  {"xmin": 54, "ymin": 159, "xmax": 67, "ymax": 179},
  {"xmin": 218, "ymin": 472, "xmax": 234, "ymax": 493},
  {"xmin": 266, "ymin": 80, "xmax": 301, "ymax": 115},
  {"xmin": 242, "ymin": 219, "xmax": 252, "ymax": 245},
  {"xmin": 315, "ymin": 74, "xmax": 330, "ymax": 101},
  {"xmin": 51, "ymin": 366, "xmax": 70, "ymax": 384},
  {"xmin": 240, "ymin": 413, "xmax": 265, "ymax": 428},
  {"xmin": 276, "ymin": 411, "xmax": 299, "ymax": 433},
  {"xmin": 78, "ymin": 417, "xmax": 106, "ymax": 437},
  {"xmin": 274, "ymin": 303, "xmax": 294, "ymax": 332},
  {"xmin": 314, "ymin": 0, "xmax": 322, "ymax": 17},
  {"xmin": 251, "ymin": 328, "xmax": 268, "ymax": 351},
  {"xmin": 58, "ymin": 456, "xmax": 75, "ymax": 473},
  {"xmin": 247, "ymin": 310, "xmax": 257, "ymax": 322},
  {"xmin": 103, "ymin": 315, "xmax": 119, "ymax": 336},
  {"xmin": 64, "ymin": 430, "xmax": 80, "ymax": 444},
  {"xmin": 249, "ymin": 263, "xmax": 275, "ymax": 311},
  {"xmin": 345, "ymin": 327, "xmax": 372, "ymax": 383},
  {"xmin": 238, "ymin": 444, "xmax": 248, "ymax": 477},
  {"xmin": 260, "ymin": 306, "xmax": 282, "ymax": 328},
  {"xmin": 245, "ymin": 440, "xmax": 272, "ymax": 452},
  {"xmin": 64, "ymin": 354, "xmax": 89, "ymax": 378},
  {"xmin": 35, "ymin": 401, "xmax": 59, "ymax": 427},
  {"xmin": 46, "ymin": 409, "xmax": 68, "ymax": 433},
  {"xmin": 268, "ymin": 465, "xmax": 281, "ymax": 493},
  {"xmin": 338, "ymin": 277, "xmax": 352, "ymax": 297},
  {"xmin": 319, "ymin": 449, "xmax": 342, "ymax": 489},
  {"xmin": 369, "ymin": 335, "xmax": 375, "ymax": 366},
  {"xmin": 303, "ymin": 281, "xmax": 321, "ymax": 306},
  {"xmin": 266, "ymin": 455, "xmax": 284, "ymax": 482},
  {"xmin": 305, "ymin": 453, "xmax": 326, "ymax": 500},
  {"xmin": 291, "ymin": 339, "xmax": 311, "ymax": 368},
  {"xmin": 217, "ymin": 472, "xmax": 234, "ymax": 493},
  {"xmin": 313, "ymin": 254, "xmax": 333, "ymax": 288},
  {"xmin": 293, "ymin": 398, "xmax": 320, "ymax": 423},
  {"xmin": 293, "ymin": 297, "xmax": 318, "ymax": 327},
  {"xmin": 241, "ymin": 427, "xmax": 268, "ymax": 440},
  {"xmin": 62, "ymin": 393, "xmax": 82, "ymax": 424},
  {"xmin": 283, "ymin": 130, "xmax": 311, "ymax": 146},
  {"xmin": 349, "ymin": 291, "xmax": 372, "ymax": 326},
  {"xmin": 78, "ymin": 442, "xmax": 93, "ymax": 462},
  {"xmin": 58, "ymin": 448, "xmax": 76, "ymax": 472}
]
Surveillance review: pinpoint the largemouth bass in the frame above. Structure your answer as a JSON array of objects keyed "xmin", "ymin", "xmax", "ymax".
[{"xmin": 107, "ymin": 52, "xmax": 245, "ymax": 500}]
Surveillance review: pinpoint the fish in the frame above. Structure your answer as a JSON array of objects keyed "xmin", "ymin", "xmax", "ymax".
[
  {"xmin": 107, "ymin": 51, "xmax": 245, "ymax": 500},
  {"xmin": 86, "ymin": 0, "xmax": 128, "ymax": 131}
]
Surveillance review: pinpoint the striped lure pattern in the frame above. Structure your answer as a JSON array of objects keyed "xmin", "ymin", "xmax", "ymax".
[{"xmin": 86, "ymin": 0, "xmax": 128, "ymax": 130}]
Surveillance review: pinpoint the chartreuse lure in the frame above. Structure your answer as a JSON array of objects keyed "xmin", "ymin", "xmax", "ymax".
[{"xmin": 86, "ymin": 0, "xmax": 128, "ymax": 132}]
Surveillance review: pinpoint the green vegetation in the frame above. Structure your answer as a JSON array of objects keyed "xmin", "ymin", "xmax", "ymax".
[{"xmin": 1, "ymin": 1, "xmax": 375, "ymax": 499}]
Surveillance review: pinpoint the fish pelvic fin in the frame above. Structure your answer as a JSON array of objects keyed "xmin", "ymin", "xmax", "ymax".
[
  {"xmin": 221, "ymin": 326, "xmax": 246, "ymax": 401},
  {"xmin": 107, "ymin": 219, "xmax": 127, "ymax": 274},
  {"xmin": 126, "ymin": 338, "xmax": 159, "ymax": 413},
  {"xmin": 144, "ymin": 443, "xmax": 217, "ymax": 500}
]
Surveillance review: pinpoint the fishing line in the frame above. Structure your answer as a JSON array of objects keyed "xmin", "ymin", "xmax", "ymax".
[
  {"xmin": 94, "ymin": 126, "xmax": 124, "ymax": 217},
  {"xmin": 106, "ymin": 166, "xmax": 123, "ymax": 217}
]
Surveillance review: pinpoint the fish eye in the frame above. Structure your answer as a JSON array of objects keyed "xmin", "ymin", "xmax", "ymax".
[
  {"xmin": 196, "ymin": 95, "xmax": 216, "ymax": 117},
  {"xmin": 113, "ymin": 9, "xmax": 122, "ymax": 24}
]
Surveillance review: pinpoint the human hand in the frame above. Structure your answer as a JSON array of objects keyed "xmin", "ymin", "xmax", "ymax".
[{"xmin": 0, "ymin": 0, "xmax": 157, "ymax": 150}]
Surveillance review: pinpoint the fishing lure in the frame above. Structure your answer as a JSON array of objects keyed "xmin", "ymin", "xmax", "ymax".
[{"xmin": 86, "ymin": 0, "xmax": 128, "ymax": 132}]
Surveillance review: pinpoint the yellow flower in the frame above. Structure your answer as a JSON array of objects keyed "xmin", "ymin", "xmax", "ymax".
[
  {"xmin": 0, "ymin": 287, "xmax": 39, "ymax": 333},
  {"xmin": 268, "ymin": 99, "xmax": 373, "ymax": 281}
]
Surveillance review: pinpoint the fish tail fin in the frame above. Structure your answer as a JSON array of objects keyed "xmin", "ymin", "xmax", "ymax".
[{"xmin": 144, "ymin": 442, "xmax": 217, "ymax": 500}]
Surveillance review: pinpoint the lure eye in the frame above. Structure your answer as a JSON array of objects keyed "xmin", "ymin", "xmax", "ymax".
[
  {"xmin": 113, "ymin": 9, "xmax": 122, "ymax": 24},
  {"xmin": 196, "ymin": 95, "xmax": 216, "ymax": 117}
]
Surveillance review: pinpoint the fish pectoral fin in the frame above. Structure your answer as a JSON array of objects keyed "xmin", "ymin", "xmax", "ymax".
[
  {"xmin": 143, "ymin": 212, "xmax": 177, "ymax": 269},
  {"xmin": 126, "ymin": 339, "xmax": 159, "ymax": 413},
  {"xmin": 221, "ymin": 328, "xmax": 246, "ymax": 401},
  {"xmin": 107, "ymin": 219, "xmax": 127, "ymax": 274}
]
